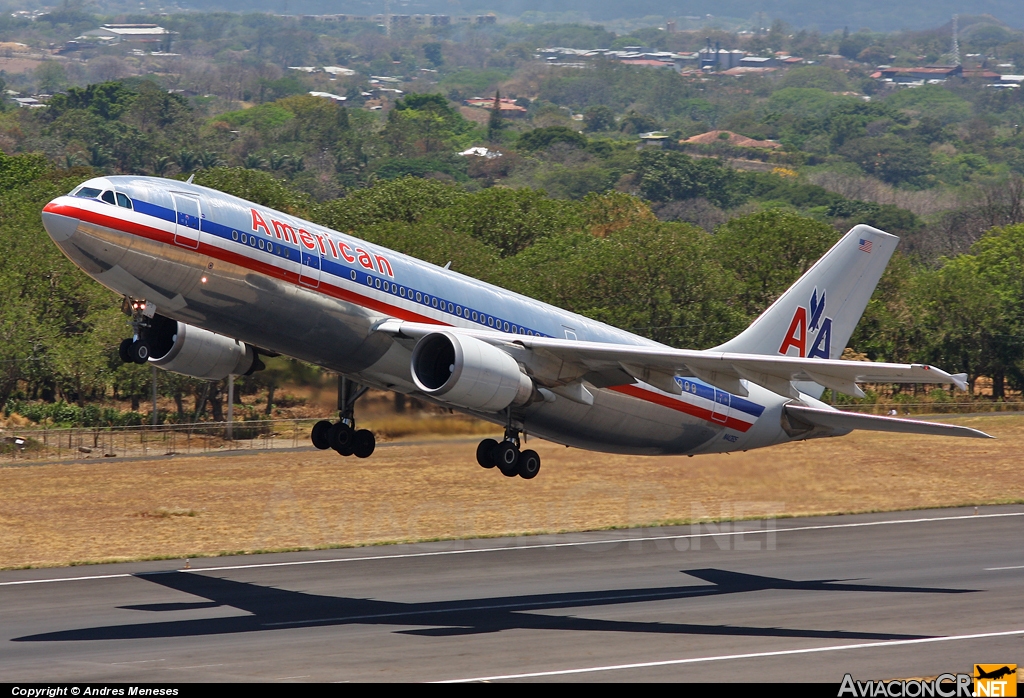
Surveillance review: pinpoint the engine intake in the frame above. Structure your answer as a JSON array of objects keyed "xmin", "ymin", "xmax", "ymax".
[
  {"xmin": 147, "ymin": 314, "xmax": 256, "ymax": 380},
  {"xmin": 411, "ymin": 332, "xmax": 534, "ymax": 413}
]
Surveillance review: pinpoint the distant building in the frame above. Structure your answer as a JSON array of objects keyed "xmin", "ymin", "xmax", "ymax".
[
  {"xmin": 463, "ymin": 97, "xmax": 527, "ymax": 116},
  {"xmin": 638, "ymin": 131, "xmax": 671, "ymax": 148},
  {"xmin": 873, "ymin": 65, "xmax": 962, "ymax": 83},
  {"xmin": 308, "ymin": 91, "xmax": 346, "ymax": 103},
  {"xmin": 81, "ymin": 24, "xmax": 171, "ymax": 45}
]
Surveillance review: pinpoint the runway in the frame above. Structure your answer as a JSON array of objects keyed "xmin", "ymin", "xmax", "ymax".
[{"xmin": 2, "ymin": 505, "xmax": 1022, "ymax": 683}]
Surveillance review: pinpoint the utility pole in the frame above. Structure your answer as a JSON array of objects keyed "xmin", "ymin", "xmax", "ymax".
[
  {"xmin": 151, "ymin": 365, "xmax": 158, "ymax": 426},
  {"xmin": 226, "ymin": 374, "xmax": 234, "ymax": 440}
]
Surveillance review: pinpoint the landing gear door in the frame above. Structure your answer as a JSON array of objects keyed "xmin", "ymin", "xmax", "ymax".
[
  {"xmin": 172, "ymin": 193, "xmax": 201, "ymax": 250},
  {"xmin": 712, "ymin": 389, "xmax": 729, "ymax": 424}
]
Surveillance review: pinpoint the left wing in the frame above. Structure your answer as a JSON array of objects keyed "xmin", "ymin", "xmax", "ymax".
[{"xmin": 376, "ymin": 320, "xmax": 968, "ymax": 400}]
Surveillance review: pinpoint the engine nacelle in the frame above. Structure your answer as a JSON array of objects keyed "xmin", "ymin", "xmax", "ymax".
[
  {"xmin": 147, "ymin": 314, "xmax": 255, "ymax": 380},
  {"xmin": 410, "ymin": 332, "xmax": 534, "ymax": 413}
]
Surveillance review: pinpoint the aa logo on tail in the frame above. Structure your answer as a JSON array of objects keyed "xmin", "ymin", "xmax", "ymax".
[{"xmin": 779, "ymin": 287, "xmax": 832, "ymax": 359}]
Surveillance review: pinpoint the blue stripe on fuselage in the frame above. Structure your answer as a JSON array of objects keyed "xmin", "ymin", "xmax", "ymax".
[{"xmin": 129, "ymin": 197, "xmax": 551, "ymax": 337}]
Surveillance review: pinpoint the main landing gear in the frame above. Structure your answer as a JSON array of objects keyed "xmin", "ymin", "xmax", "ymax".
[
  {"xmin": 311, "ymin": 376, "xmax": 376, "ymax": 459},
  {"xmin": 476, "ymin": 412, "xmax": 540, "ymax": 480}
]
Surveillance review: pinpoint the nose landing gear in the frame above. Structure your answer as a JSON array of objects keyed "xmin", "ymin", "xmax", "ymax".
[
  {"xmin": 117, "ymin": 298, "xmax": 155, "ymax": 365},
  {"xmin": 310, "ymin": 376, "xmax": 377, "ymax": 459}
]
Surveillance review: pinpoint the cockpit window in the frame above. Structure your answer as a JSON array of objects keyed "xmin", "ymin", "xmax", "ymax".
[
  {"xmin": 100, "ymin": 190, "xmax": 116, "ymax": 205},
  {"xmin": 74, "ymin": 187, "xmax": 103, "ymax": 199},
  {"xmin": 115, "ymin": 192, "xmax": 133, "ymax": 209}
]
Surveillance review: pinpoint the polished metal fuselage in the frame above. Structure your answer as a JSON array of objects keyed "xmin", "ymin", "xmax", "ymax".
[{"xmin": 42, "ymin": 176, "xmax": 798, "ymax": 456}]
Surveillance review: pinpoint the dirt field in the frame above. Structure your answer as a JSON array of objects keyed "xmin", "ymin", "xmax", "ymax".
[{"xmin": 1, "ymin": 414, "xmax": 1022, "ymax": 569}]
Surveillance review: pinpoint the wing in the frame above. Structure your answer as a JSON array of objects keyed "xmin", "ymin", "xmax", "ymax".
[
  {"xmin": 376, "ymin": 320, "xmax": 968, "ymax": 401},
  {"xmin": 784, "ymin": 405, "xmax": 992, "ymax": 439}
]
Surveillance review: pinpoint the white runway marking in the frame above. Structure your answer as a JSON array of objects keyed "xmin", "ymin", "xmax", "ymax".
[
  {"xmin": 985, "ymin": 564, "xmax": 1024, "ymax": 571},
  {"xmin": 2, "ymin": 511, "xmax": 1021, "ymax": 587},
  {"xmin": 437, "ymin": 628, "xmax": 1024, "ymax": 682}
]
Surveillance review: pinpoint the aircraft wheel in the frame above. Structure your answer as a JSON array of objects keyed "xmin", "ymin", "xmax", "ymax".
[
  {"xmin": 118, "ymin": 338, "xmax": 133, "ymax": 364},
  {"xmin": 476, "ymin": 438, "xmax": 499, "ymax": 468},
  {"xmin": 496, "ymin": 442, "xmax": 520, "ymax": 477},
  {"xmin": 517, "ymin": 449, "xmax": 541, "ymax": 480},
  {"xmin": 353, "ymin": 429, "xmax": 375, "ymax": 459},
  {"xmin": 310, "ymin": 420, "xmax": 332, "ymax": 450},
  {"xmin": 328, "ymin": 422, "xmax": 355, "ymax": 456},
  {"xmin": 129, "ymin": 339, "xmax": 150, "ymax": 364}
]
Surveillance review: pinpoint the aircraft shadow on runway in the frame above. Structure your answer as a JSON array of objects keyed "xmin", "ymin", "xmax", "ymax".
[{"xmin": 12, "ymin": 567, "xmax": 974, "ymax": 643}]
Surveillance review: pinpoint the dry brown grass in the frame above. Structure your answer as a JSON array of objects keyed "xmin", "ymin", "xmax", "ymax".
[{"xmin": 1, "ymin": 414, "xmax": 1022, "ymax": 569}]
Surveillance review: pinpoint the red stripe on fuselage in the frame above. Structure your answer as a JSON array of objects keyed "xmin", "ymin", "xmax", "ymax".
[
  {"xmin": 44, "ymin": 201, "xmax": 443, "ymax": 325},
  {"xmin": 47, "ymin": 200, "xmax": 753, "ymax": 432},
  {"xmin": 610, "ymin": 384, "xmax": 755, "ymax": 433}
]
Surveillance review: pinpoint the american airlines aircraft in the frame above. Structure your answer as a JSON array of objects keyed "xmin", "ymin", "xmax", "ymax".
[{"xmin": 41, "ymin": 176, "xmax": 990, "ymax": 479}]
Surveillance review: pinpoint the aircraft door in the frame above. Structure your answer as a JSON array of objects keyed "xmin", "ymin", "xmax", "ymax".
[
  {"xmin": 299, "ymin": 248, "xmax": 321, "ymax": 289},
  {"xmin": 172, "ymin": 193, "xmax": 201, "ymax": 250},
  {"xmin": 712, "ymin": 389, "xmax": 729, "ymax": 424}
]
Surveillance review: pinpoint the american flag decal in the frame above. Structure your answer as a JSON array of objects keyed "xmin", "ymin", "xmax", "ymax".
[{"xmin": 858, "ymin": 238, "xmax": 873, "ymax": 253}]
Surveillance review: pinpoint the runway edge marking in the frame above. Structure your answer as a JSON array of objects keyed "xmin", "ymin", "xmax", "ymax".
[
  {"xmin": 2, "ymin": 511, "xmax": 1022, "ymax": 586},
  {"xmin": 436, "ymin": 628, "xmax": 1024, "ymax": 682}
]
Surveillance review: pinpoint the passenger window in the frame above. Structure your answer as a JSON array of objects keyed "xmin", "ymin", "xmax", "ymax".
[
  {"xmin": 101, "ymin": 190, "xmax": 116, "ymax": 205},
  {"xmin": 115, "ymin": 192, "xmax": 133, "ymax": 209}
]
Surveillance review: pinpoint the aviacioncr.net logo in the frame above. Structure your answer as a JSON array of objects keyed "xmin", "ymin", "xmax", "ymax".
[
  {"xmin": 779, "ymin": 287, "xmax": 832, "ymax": 359},
  {"xmin": 839, "ymin": 673, "xmax": 973, "ymax": 697}
]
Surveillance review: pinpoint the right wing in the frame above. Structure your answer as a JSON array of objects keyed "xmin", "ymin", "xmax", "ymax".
[{"xmin": 376, "ymin": 320, "xmax": 968, "ymax": 400}]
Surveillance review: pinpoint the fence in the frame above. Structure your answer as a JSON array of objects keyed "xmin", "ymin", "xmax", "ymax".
[{"xmin": 0, "ymin": 419, "xmax": 322, "ymax": 464}]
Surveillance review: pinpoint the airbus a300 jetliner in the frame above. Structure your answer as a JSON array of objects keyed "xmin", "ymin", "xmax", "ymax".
[{"xmin": 42, "ymin": 177, "xmax": 990, "ymax": 479}]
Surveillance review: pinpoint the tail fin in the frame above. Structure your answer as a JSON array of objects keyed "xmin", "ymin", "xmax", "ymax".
[{"xmin": 714, "ymin": 224, "xmax": 898, "ymax": 362}]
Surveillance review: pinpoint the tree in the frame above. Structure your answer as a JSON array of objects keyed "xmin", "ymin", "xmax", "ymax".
[
  {"xmin": 714, "ymin": 210, "xmax": 839, "ymax": 317},
  {"xmin": 839, "ymin": 136, "xmax": 932, "ymax": 186},
  {"xmin": 487, "ymin": 91, "xmax": 504, "ymax": 143},
  {"xmin": 583, "ymin": 105, "xmax": 615, "ymax": 132},
  {"xmin": 516, "ymin": 126, "xmax": 586, "ymax": 152},
  {"xmin": 423, "ymin": 42, "xmax": 443, "ymax": 67},
  {"xmin": 631, "ymin": 150, "xmax": 741, "ymax": 209}
]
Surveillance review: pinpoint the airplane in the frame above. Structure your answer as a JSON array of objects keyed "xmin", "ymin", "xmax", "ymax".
[{"xmin": 41, "ymin": 176, "xmax": 991, "ymax": 480}]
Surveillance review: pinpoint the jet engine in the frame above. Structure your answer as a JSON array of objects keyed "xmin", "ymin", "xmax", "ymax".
[
  {"xmin": 146, "ymin": 314, "xmax": 257, "ymax": 380},
  {"xmin": 410, "ymin": 331, "xmax": 534, "ymax": 413}
]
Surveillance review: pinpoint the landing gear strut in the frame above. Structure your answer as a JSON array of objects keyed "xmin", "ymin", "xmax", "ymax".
[
  {"xmin": 118, "ymin": 297, "xmax": 155, "ymax": 364},
  {"xmin": 311, "ymin": 375, "xmax": 376, "ymax": 459},
  {"xmin": 476, "ymin": 409, "xmax": 540, "ymax": 479}
]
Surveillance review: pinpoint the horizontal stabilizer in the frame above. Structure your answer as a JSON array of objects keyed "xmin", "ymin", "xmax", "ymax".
[{"xmin": 785, "ymin": 405, "xmax": 993, "ymax": 439}]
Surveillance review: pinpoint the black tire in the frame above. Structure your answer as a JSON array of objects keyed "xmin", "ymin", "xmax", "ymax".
[
  {"xmin": 476, "ymin": 438, "xmax": 498, "ymax": 468},
  {"xmin": 496, "ymin": 442, "xmax": 519, "ymax": 477},
  {"xmin": 310, "ymin": 420, "xmax": 332, "ymax": 450},
  {"xmin": 518, "ymin": 449, "xmax": 541, "ymax": 479},
  {"xmin": 353, "ymin": 429, "xmax": 375, "ymax": 458},
  {"xmin": 129, "ymin": 340, "xmax": 150, "ymax": 364},
  {"xmin": 118, "ymin": 338, "xmax": 133, "ymax": 364},
  {"xmin": 328, "ymin": 423, "xmax": 355, "ymax": 456}
]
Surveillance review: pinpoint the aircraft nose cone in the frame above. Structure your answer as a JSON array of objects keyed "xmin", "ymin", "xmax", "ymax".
[{"xmin": 41, "ymin": 206, "xmax": 80, "ymax": 242}]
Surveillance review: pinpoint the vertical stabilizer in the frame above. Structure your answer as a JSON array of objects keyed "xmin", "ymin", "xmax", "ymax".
[{"xmin": 714, "ymin": 225, "xmax": 898, "ymax": 367}]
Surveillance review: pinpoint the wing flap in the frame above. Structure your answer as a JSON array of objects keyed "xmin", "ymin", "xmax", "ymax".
[{"xmin": 784, "ymin": 405, "xmax": 993, "ymax": 439}]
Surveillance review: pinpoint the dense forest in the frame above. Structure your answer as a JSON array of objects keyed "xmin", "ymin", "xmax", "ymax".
[{"xmin": 2, "ymin": 10, "xmax": 1024, "ymax": 425}]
